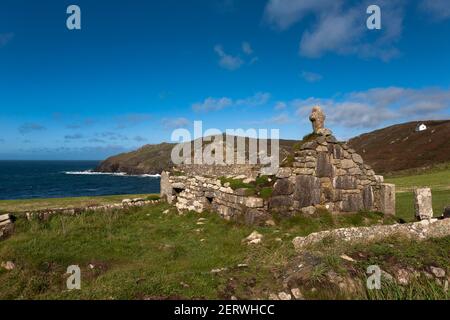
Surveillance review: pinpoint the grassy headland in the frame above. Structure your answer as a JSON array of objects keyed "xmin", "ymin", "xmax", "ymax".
[{"xmin": 0, "ymin": 194, "xmax": 158, "ymax": 214}]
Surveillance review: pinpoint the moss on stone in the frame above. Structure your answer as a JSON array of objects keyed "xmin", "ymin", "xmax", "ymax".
[{"xmin": 259, "ymin": 187, "xmax": 273, "ymax": 199}]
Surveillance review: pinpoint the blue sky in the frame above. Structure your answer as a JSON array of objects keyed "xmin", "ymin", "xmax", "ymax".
[{"xmin": 0, "ymin": 0, "xmax": 449, "ymax": 160}]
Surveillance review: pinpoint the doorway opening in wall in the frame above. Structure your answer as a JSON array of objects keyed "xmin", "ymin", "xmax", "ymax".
[
  {"xmin": 206, "ymin": 196, "xmax": 214, "ymax": 204},
  {"xmin": 173, "ymin": 188, "xmax": 184, "ymax": 195}
]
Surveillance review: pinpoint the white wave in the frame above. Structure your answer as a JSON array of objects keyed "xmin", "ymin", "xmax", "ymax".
[{"xmin": 63, "ymin": 170, "xmax": 161, "ymax": 178}]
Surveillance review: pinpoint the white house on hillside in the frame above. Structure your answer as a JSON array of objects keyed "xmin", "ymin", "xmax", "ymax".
[{"xmin": 415, "ymin": 123, "xmax": 427, "ymax": 132}]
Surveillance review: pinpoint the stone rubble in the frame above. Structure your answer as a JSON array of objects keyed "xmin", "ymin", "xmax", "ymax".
[
  {"xmin": 243, "ymin": 231, "xmax": 263, "ymax": 245},
  {"xmin": 0, "ymin": 214, "xmax": 13, "ymax": 240},
  {"xmin": 293, "ymin": 218, "xmax": 450, "ymax": 251},
  {"xmin": 1, "ymin": 261, "xmax": 16, "ymax": 271}
]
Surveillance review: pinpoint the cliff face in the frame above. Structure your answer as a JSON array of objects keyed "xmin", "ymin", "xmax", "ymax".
[
  {"xmin": 95, "ymin": 143, "xmax": 176, "ymax": 175},
  {"xmin": 348, "ymin": 120, "xmax": 450, "ymax": 174}
]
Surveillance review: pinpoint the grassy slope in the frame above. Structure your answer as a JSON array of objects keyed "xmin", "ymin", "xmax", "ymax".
[
  {"xmin": 0, "ymin": 205, "xmax": 400, "ymax": 300},
  {"xmin": 0, "ymin": 194, "xmax": 157, "ymax": 214},
  {"xmin": 385, "ymin": 166, "xmax": 450, "ymax": 222}
]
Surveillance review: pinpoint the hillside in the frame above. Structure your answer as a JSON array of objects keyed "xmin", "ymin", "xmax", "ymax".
[
  {"xmin": 96, "ymin": 137, "xmax": 298, "ymax": 175},
  {"xmin": 348, "ymin": 120, "xmax": 450, "ymax": 174},
  {"xmin": 97, "ymin": 120, "xmax": 450, "ymax": 175},
  {"xmin": 96, "ymin": 143, "xmax": 176, "ymax": 175}
]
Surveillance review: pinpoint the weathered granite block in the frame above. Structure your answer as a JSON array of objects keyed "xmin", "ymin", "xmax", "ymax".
[
  {"xmin": 414, "ymin": 188, "xmax": 433, "ymax": 220},
  {"xmin": 269, "ymin": 196, "xmax": 294, "ymax": 210},
  {"xmin": 362, "ymin": 186, "xmax": 374, "ymax": 211},
  {"xmin": 316, "ymin": 152, "xmax": 333, "ymax": 178},
  {"xmin": 380, "ymin": 183, "xmax": 396, "ymax": 215},
  {"xmin": 334, "ymin": 175, "xmax": 357, "ymax": 189},
  {"xmin": 294, "ymin": 175, "xmax": 321, "ymax": 208},
  {"xmin": 272, "ymin": 179, "xmax": 294, "ymax": 196},
  {"xmin": 342, "ymin": 194, "xmax": 363, "ymax": 212}
]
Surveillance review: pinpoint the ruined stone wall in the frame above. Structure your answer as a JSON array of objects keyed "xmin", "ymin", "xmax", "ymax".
[
  {"xmin": 270, "ymin": 132, "xmax": 395, "ymax": 215},
  {"xmin": 176, "ymin": 164, "xmax": 261, "ymax": 179},
  {"xmin": 160, "ymin": 172, "xmax": 268, "ymax": 223},
  {"xmin": 161, "ymin": 130, "xmax": 396, "ymax": 223},
  {"xmin": 0, "ymin": 214, "xmax": 13, "ymax": 240}
]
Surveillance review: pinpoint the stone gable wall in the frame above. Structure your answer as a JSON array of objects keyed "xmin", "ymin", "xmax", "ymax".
[{"xmin": 161, "ymin": 131, "xmax": 396, "ymax": 223}]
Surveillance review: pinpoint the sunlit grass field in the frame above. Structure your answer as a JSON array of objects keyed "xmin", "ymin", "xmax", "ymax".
[
  {"xmin": 385, "ymin": 165, "xmax": 450, "ymax": 222},
  {"xmin": 0, "ymin": 165, "xmax": 448, "ymax": 300}
]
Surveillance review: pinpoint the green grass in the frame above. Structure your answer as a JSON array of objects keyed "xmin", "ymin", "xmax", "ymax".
[
  {"xmin": 385, "ymin": 166, "xmax": 450, "ymax": 222},
  {"xmin": 1, "ymin": 166, "xmax": 449, "ymax": 300},
  {"xmin": 293, "ymin": 235, "xmax": 450, "ymax": 300},
  {"xmin": 219, "ymin": 177, "xmax": 253, "ymax": 190},
  {"xmin": 0, "ymin": 204, "xmax": 406, "ymax": 300},
  {"xmin": 0, "ymin": 194, "xmax": 158, "ymax": 214},
  {"xmin": 386, "ymin": 168, "xmax": 450, "ymax": 193}
]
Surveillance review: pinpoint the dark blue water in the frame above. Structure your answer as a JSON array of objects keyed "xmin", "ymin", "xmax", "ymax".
[{"xmin": 0, "ymin": 161, "xmax": 161, "ymax": 200}]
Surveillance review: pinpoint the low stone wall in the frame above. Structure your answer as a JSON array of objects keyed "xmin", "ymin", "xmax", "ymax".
[
  {"xmin": 23, "ymin": 198, "xmax": 160, "ymax": 221},
  {"xmin": 292, "ymin": 218, "xmax": 450, "ymax": 251},
  {"xmin": 176, "ymin": 164, "xmax": 261, "ymax": 179}
]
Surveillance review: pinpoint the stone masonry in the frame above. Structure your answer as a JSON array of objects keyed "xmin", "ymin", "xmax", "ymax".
[{"xmin": 161, "ymin": 106, "xmax": 396, "ymax": 223}]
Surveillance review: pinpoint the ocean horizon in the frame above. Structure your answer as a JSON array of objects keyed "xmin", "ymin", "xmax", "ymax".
[{"xmin": 0, "ymin": 160, "xmax": 161, "ymax": 200}]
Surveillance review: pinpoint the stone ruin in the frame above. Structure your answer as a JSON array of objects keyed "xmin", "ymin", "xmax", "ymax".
[
  {"xmin": 160, "ymin": 106, "xmax": 396, "ymax": 224},
  {"xmin": 0, "ymin": 214, "xmax": 13, "ymax": 239}
]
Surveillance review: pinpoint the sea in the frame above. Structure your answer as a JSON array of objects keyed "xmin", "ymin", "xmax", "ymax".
[{"xmin": 0, "ymin": 161, "xmax": 161, "ymax": 200}]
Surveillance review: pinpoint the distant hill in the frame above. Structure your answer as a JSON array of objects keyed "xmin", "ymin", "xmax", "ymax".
[
  {"xmin": 348, "ymin": 120, "xmax": 450, "ymax": 174},
  {"xmin": 97, "ymin": 120, "xmax": 450, "ymax": 175},
  {"xmin": 96, "ymin": 143, "xmax": 176, "ymax": 175},
  {"xmin": 96, "ymin": 136, "xmax": 298, "ymax": 175}
]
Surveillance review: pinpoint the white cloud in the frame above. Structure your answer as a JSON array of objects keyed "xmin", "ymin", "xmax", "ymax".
[
  {"xmin": 264, "ymin": 0, "xmax": 404, "ymax": 61},
  {"xmin": 161, "ymin": 117, "xmax": 190, "ymax": 128},
  {"xmin": 419, "ymin": 0, "xmax": 450, "ymax": 20},
  {"xmin": 301, "ymin": 70, "xmax": 323, "ymax": 83},
  {"xmin": 133, "ymin": 136, "xmax": 148, "ymax": 142},
  {"xmin": 0, "ymin": 33, "xmax": 14, "ymax": 47},
  {"xmin": 115, "ymin": 113, "xmax": 152, "ymax": 129},
  {"xmin": 193, "ymin": 92, "xmax": 271, "ymax": 112},
  {"xmin": 274, "ymin": 101, "xmax": 287, "ymax": 110},
  {"xmin": 236, "ymin": 92, "xmax": 271, "ymax": 107},
  {"xmin": 267, "ymin": 113, "xmax": 292, "ymax": 124},
  {"xmin": 264, "ymin": 0, "xmax": 336, "ymax": 30},
  {"xmin": 292, "ymin": 87, "xmax": 450, "ymax": 128},
  {"xmin": 242, "ymin": 41, "xmax": 254, "ymax": 55},
  {"xmin": 192, "ymin": 97, "xmax": 233, "ymax": 112},
  {"xmin": 18, "ymin": 123, "xmax": 46, "ymax": 135},
  {"xmin": 214, "ymin": 45, "xmax": 244, "ymax": 70},
  {"xmin": 247, "ymin": 112, "xmax": 293, "ymax": 125},
  {"xmin": 64, "ymin": 134, "xmax": 84, "ymax": 140}
]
